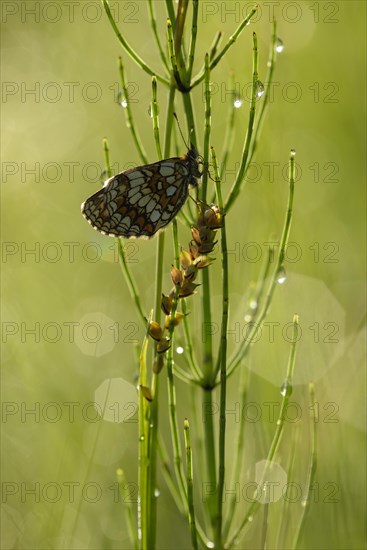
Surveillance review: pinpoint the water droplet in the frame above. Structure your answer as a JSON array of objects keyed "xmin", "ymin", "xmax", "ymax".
[
  {"xmin": 244, "ymin": 314, "xmax": 252, "ymax": 323},
  {"xmin": 275, "ymin": 37, "xmax": 284, "ymax": 53},
  {"xmin": 206, "ymin": 542, "xmax": 215, "ymax": 549},
  {"xmin": 280, "ymin": 379, "xmax": 292, "ymax": 397},
  {"xmin": 234, "ymin": 98, "xmax": 242, "ymax": 108},
  {"xmin": 248, "ymin": 515, "xmax": 253, "ymax": 522},
  {"xmin": 276, "ymin": 419, "xmax": 281, "ymax": 426},
  {"xmin": 277, "ymin": 266, "xmax": 287, "ymax": 284},
  {"xmin": 250, "ymin": 299, "xmax": 258, "ymax": 310},
  {"xmin": 256, "ymin": 80, "xmax": 265, "ymax": 98},
  {"xmin": 176, "ymin": 346, "xmax": 184, "ymax": 354},
  {"xmin": 154, "ymin": 488, "xmax": 160, "ymax": 497},
  {"xmin": 139, "ymin": 435, "xmax": 145, "ymax": 442},
  {"xmin": 301, "ymin": 498, "xmax": 308, "ymax": 508},
  {"xmin": 290, "ymin": 148, "xmax": 296, "ymax": 158},
  {"xmin": 120, "ymin": 98, "xmax": 128, "ymax": 108}
]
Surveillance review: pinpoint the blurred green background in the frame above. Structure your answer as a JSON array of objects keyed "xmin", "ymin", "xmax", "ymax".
[{"xmin": 2, "ymin": 1, "xmax": 366, "ymax": 549}]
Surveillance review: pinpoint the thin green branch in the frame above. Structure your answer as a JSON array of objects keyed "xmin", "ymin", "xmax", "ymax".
[
  {"xmin": 184, "ymin": 419, "xmax": 198, "ymax": 550},
  {"xmin": 275, "ymin": 421, "xmax": 300, "ymax": 548},
  {"xmin": 147, "ymin": 82, "xmax": 177, "ymax": 550},
  {"xmin": 201, "ymin": 53, "xmax": 211, "ymax": 203},
  {"xmin": 220, "ymin": 73, "xmax": 236, "ymax": 180},
  {"xmin": 247, "ymin": 20, "xmax": 279, "ymax": 165},
  {"xmin": 225, "ymin": 32, "xmax": 259, "ymax": 212},
  {"xmin": 186, "ymin": 0, "xmax": 199, "ymax": 85},
  {"xmin": 227, "ymin": 149, "xmax": 296, "ymax": 378},
  {"xmin": 293, "ymin": 382, "xmax": 318, "ymax": 548},
  {"xmin": 165, "ymin": 0, "xmax": 176, "ymax": 26},
  {"xmin": 212, "ymin": 146, "xmax": 229, "ymax": 548},
  {"xmin": 147, "ymin": 0, "xmax": 170, "ymax": 73},
  {"xmin": 117, "ymin": 468, "xmax": 139, "ymax": 550},
  {"xmin": 151, "ymin": 76, "xmax": 162, "ymax": 160},
  {"xmin": 158, "ymin": 433, "xmax": 184, "ymax": 512},
  {"xmin": 102, "ymin": 0, "xmax": 169, "ymax": 86},
  {"xmin": 138, "ymin": 317, "xmax": 151, "ymax": 549},
  {"xmin": 209, "ymin": 31, "xmax": 223, "ymax": 62},
  {"xmin": 174, "ymin": 0, "xmax": 190, "ymax": 81},
  {"xmin": 223, "ymin": 248, "xmax": 273, "ymax": 539},
  {"xmin": 165, "ymin": 220, "xmax": 187, "ymax": 510},
  {"xmin": 210, "ymin": 70, "xmax": 236, "ymax": 220},
  {"xmin": 190, "ymin": 7, "xmax": 258, "ymax": 89},
  {"xmin": 103, "ymin": 138, "xmax": 113, "ymax": 178},
  {"xmin": 118, "ymin": 57, "xmax": 148, "ymax": 164},
  {"xmin": 201, "ymin": 54, "xmax": 213, "ymax": 384},
  {"xmin": 117, "ymin": 239, "xmax": 147, "ymax": 326},
  {"xmin": 167, "ymin": 17, "xmax": 188, "ymax": 92},
  {"xmin": 222, "ymin": 367, "xmax": 249, "ymax": 540},
  {"xmin": 226, "ymin": 314, "xmax": 300, "ymax": 548}
]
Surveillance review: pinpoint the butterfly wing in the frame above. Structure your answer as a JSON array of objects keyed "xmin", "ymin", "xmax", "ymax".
[{"xmin": 81, "ymin": 158, "xmax": 191, "ymax": 238}]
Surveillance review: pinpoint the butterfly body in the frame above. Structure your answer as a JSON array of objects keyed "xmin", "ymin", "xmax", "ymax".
[{"xmin": 81, "ymin": 146, "xmax": 201, "ymax": 238}]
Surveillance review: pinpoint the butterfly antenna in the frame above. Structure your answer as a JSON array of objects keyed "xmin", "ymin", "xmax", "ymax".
[{"xmin": 173, "ymin": 112, "xmax": 191, "ymax": 150}]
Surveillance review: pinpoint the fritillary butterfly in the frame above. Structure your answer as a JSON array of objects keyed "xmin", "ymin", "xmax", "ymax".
[{"xmin": 81, "ymin": 146, "xmax": 201, "ymax": 238}]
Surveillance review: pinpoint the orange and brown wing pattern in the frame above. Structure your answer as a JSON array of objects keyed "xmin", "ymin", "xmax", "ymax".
[{"xmin": 81, "ymin": 152, "xmax": 200, "ymax": 239}]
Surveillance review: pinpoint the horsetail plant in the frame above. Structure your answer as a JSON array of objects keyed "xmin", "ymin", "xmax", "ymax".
[{"xmin": 82, "ymin": 1, "xmax": 319, "ymax": 549}]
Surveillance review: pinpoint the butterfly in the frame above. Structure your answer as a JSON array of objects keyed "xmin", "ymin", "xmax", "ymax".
[{"xmin": 81, "ymin": 146, "xmax": 201, "ymax": 239}]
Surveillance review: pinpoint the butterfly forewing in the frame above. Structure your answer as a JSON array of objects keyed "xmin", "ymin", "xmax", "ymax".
[{"xmin": 81, "ymin": 150, "xmax": 200, "ymax": 238}]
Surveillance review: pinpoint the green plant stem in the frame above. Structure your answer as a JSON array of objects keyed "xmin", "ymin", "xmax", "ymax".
[
  {"xmin": 174, "ymin": 0, "xmax": 189, "ymax": 78},
  {"xmin": 225, "ymin": 32, "xmax": 259, "ymax": 212},
  {"xmin": 118, "ymin": 57, "xmax": 148, "ymax": 164},
  {"xmin": 210, "ymin": 70, "xmax": 236, "ymax": 205},
  {"xmin": 165, "ymin": 220, "xmax": 187, "ymax": 510},
  {"xmin": 209, "ymin": 31, "xmax": 223, "ymax": 61},
  {"xmin": 138, "ymin": 322, "xmax": 150, "ymax": 550},
  {"xmin": 222, "ymin": 367, "xmax": 249, "ymax": 540},
  {"xmin": 165, "ymin": 0, "xmax": 176, "ymax": 27},
  {"xmin": 223, "ymin": 247, "xmax": 273, "ymax": 538},
  {"xmin": 157, "ymin": 433, "xmax": 184, "ymax": 513},
  {"xmin": 147, "ymin": 82, "xmax": 177, "ymax": 550},
  {"xmin": 117, "ymin": 239, "xmax": 146, "ymax": 326},
  {"xmin": 182, "ymin": 92, "xmax": 197, "ymax": 223},
  {"xmin": 201, "ymin": 55, "xmax": 213, "ymax": 384},
  {"xmin": 184, "ymin": 419, "xmax": 198, "ymax": 550},
  {"xmin": 159, "ymin": 426, "xmax": 207, "ymax": 548},
  {"xmin": 147, "ymin": 0, "xmax": 170, "ymax": 73},
  {"xmin": 226, "ymin": 315, "xmax": 300, "ymax": 549},
  {"xmin": 190, "ymin": 7, "xmax": 257, "ymax": 89},
  {"xmin": 147, "ymin": 243, "xmax": 164, "ymax": 550},
  {"xmin": 247, "ymin": 20, "xmax": 278, "ymax": 165},
  {"xmin": 293, "ymin": 382, "xmax": 318, "ymax": 548},
  {"xmin": 102, "ymin": 0, "xmax": 169, "ymax": 86},
  {"xmin": 201, "ymin": 387, "xmax": 217, "ymax": 532},
  {"xmin": 260, "ymin": 503, "xmax": 269, "ymax": 549},
  {"xmin": 201, "ymin": 54, "xmax": 211, "ymax": 203},
  {"xmin": 186, "ymin": 0, "xmax": 198, "ymax": 85},
  {"xmin": 275, "ymin": 421, "xmax": 300, "ymax": 548},
  {"xmin": 227, "ymin": 150, "xmax": 296, "ymax": 378},
  {"xmin": 103, "ymin": 138, "xmax": 113, "ymax": 178},
  {"xmin": 117, "ymin": 468, "xmax": 139, "ymax": 550},
  {"xmin": 151, "ymin": 76, "xmax": 163, "ymax": 161},
  {"xmin": 167, "ymin": 17, "xmax": 187, "ymax": 92},
  {"xmin": 212, "ymin": 147, "xmax": 229, "ymax": 548},
  {"xmin": 220, "ymin": 73, "xmax": 236, "ymax": 180}
]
